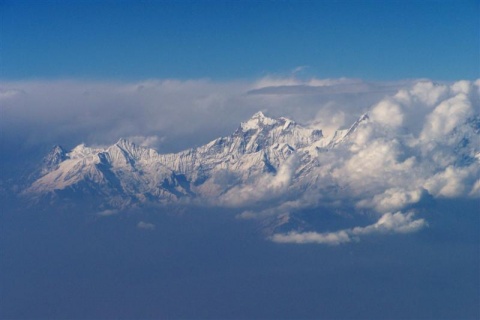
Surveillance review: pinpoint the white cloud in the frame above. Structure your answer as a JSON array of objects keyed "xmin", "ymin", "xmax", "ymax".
[
  {"xmin": 309, "ymin": 105, "xmax": 346, "ymax": 138},
  {"xmin": 351, "ymin": 211, "xmax": 427, "ymax": 235},
  {"xmin": 357, "ymin": 188, "xmax": 424, "ymax": 213},
  {"xmin": 0, "ymin": 76, "xmax": 409, "ymax": 154},
  {"xmin": 0, "ymin": 79, "xmax": 253, "ymax": 152},
  {"xmin": 469, "ymin": 179, "xmax": 480, "ymax": 197},
  {"xmin": 316, "ymin": 79, "xmax": 480, "ymax": 216},
  {"xmin": 271, "ymin": 211, "xmax": 427, "ymax": 245},
  {"xmin": 128, "ymin": 135, "xmax": 164, "ymax": 148},
  {"xmin": 0, "ymin": 88, "xmax": 24, "ymax": 101},
  {"xmin": 292, "ymin": 65, "xmax": 309, "ymax": 74},
  {"xmin": 271, "ymin": 230, "xmax": 351, "ymax": 245},
  {"xmin": 370, "ymin": 99, "xmax": 404, "ymax": 128},
  {"xmin": 218, "ymin": 155, "xmax": 298, "ymax": 207},
  {"xmin": 423, "ymin": 165, "xmax": 478, "ymax": 198},
  {"xmin": 97, "ymin": 209, "xmax": 119, "ymax": 216},
  {"xmin": 249, "ymin": 77, "xmax": 398, "ymax": 97},
  {"xmin": 250, "ymin": 78, "xmax": 477, "ymax": 242},
  {"xmin": 137, "ymin": 221, "xmax": 155, "ymax": 230},
  {"xmin": 252, "ymin": 76, "xmax": 302, "ymax": 89},
  {"xmin": 420, "ymin": 92, "xmax": 473, "ymax": 141},
  {"xmin": 410, "ymin": 81, "xmax": 448, "ymax": 107}
]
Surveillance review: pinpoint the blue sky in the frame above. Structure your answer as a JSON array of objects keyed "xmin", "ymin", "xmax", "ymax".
[{"xmin": 1, "ymin": 0, "xmax": 478, "ymax": 81}]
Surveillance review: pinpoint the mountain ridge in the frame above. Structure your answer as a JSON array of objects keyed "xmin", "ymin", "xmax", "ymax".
[
  {"xmin": 15, "ymin": 107, "xmax": 480, "ymax": 237},
  {"xmin": 23, "ymin": 112, "xmax": 361, "ymax": 208},
  {"xmin": 20, "ymin": 108, "xmax": 479, "ymax": 232}
]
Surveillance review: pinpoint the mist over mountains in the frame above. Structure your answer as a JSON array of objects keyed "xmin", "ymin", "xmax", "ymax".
[{"xmin": 7, "ymin": 79, "xmax": 479, "ymax": 244}]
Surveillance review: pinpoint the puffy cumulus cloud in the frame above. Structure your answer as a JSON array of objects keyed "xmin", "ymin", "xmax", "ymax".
[
  {"xmin": 357, "ymin": 188, "xmax": 425, "ymax": 213},
  {"xmin": 332, "ymin": 136, "xmax": 418, "ymax": 198},
  {"xmin": 410, "ymin": 81, "xmax": 449, "ymax": 107},
  {"xmin": 423, "ymin": 165, "xmax": 478, "ymax": 198},
  {"xmin": 201, "ymin": 79, "xmax": 478, "ymax": 236},
  {"xmin": 137, "ymin": 221, "xmax": 155, "ymax": 230},
  {"xmin": 264, "ymin": 79, "xmax": 478, "ymax": 244},
  {"xmin": 367, "ymin": 80, "xmax": 476, "ymax": 138},
  {"xmin": 245, "ymin": 77, "xmax": 411, "ymax": 135},
  {"xmin": 351, "ymin": 211, "xmax": 427, "ymax": 236},
  {"xmin": 218, "ymin": 155, "xmax": 298, "ymax": 207},
  {"xmin": 309, "ymin": 105, "xmax": 347, "ymax": 138},
  {"xmin": 451, "ymin": 80, "xmax": 472, "ymax": 95},
  {"xmin": 370, "ymin": 98, "xmax": 404, "ymax": 128},
  {"xmin": 324, "ymin": 79, "xmax": 479, "ymax": 208},
  {"xmin": 420, "ymin": 92, "xmax": 473, "ymax": 141},
  {"xmin": 271, "ymin": 212, "xmax": 427, "ymax": 245}
]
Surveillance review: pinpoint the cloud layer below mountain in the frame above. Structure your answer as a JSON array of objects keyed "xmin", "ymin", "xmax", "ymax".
[{"xmin": 2, "ymin": 76, "xmax": 479, "ymax": 244}]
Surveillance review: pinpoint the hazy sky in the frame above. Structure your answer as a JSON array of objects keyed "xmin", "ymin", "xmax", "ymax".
[{"xmin": 1, "ymin": 0, "xmax": 479, "ymax": 81}]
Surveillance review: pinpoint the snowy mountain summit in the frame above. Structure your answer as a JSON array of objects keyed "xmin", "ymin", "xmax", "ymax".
[
  {"xmin": 24, "ymin": 102, "xmax": 479, "ymax": 231},
  {"xmin": 13, "ymin": 80, "xmax": 480, "ymax": 243},
  {"xmin": 25, "ymin": 112, "xmax": 358, "ymax": 209}
]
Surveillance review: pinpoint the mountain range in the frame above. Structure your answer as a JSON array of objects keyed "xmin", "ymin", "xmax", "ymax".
[
  {"xmin": 24, "ymin": 112, "xmax": 360, "ymax": 207},
  {"xmin": 19, "ymin": 108, "xmax": 480, "ymax": 236}
]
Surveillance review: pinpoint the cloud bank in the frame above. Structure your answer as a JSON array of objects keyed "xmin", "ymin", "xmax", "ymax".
[
  {"xmin": 0, "ymin": 77, "xmax": 404, "ymax": 154},
  {"xmin": 231, "ymin": 78, "xmax": 478, "ymax": 244}
]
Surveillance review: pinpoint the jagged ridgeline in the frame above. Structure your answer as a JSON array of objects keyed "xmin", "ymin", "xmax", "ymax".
[
  {"xmin": 24, "ymin": 112, "xmax": 362, "ymax": 208},
  {"xmin": 22, "ymin": 109, "xmax": 479, "ymax": 221}
]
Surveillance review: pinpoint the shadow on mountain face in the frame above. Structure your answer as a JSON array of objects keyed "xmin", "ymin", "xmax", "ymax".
[{"xmin": 1, "ymin": 200, "xmax": 478, "ymax": 320}]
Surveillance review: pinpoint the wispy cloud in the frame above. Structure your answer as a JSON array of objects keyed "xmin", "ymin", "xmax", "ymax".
[
  {"xmin": 271, "ymin": 211, "xmax": 427, "ymax": 245},
  {"xmin": 0, "ymin": 76, "xmax": 406, "ymax": 153},
  {"xmin": 247, "ymin": 80, "xmax": 400, "ymax": 96},
  {"xmin": 137, "ymin": 221, "xmax": 155, "ymax": 230},
  {"xmin": 218, "ymin": 155, "xmax": 298, "ymax": 207},
  {"xmin": 97, "ymin": 209, "xmax": 119, "ymax": 217}
]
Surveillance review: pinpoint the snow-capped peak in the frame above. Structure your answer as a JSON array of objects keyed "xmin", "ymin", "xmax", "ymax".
[
  {"xmin": 40, "ymin": 145, "xmax": 68, "ymax": 176},
  {"xmin": 114, "ymin": 138, "xmax": 138, "ymax": 154},
  {"xmin": 241, "ymin": 111, "xmax": 278, "ymax": 131},
  {"xmin": 116, "ymin": 138, "xmax": 131, "ymax": 146},
  {"xmin": 27, "ymin": 109, "xmax": 479, "ymax": 216}
]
